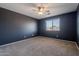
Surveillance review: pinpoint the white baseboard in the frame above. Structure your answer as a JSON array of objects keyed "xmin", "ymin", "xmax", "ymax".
[{"xmin": 75, "ymin": 42, "xmax": 79, "ymax": 50}]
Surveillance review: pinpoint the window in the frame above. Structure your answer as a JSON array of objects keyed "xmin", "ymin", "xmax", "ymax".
[
  {"xmin": 46, "ymin": 18, "xmax": 60, "ymax": 31},
  {"xmin": 46, "ymin": 20, "xmax": 53, "ymax": 31}
]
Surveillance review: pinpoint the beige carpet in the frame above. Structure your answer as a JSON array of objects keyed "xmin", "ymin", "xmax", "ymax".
[{"xmin": 0, "ymin": 36, "xmax": 79, "ymax": 56}]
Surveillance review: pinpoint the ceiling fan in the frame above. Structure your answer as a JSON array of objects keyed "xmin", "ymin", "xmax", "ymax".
[{"xmin": 32, "ymin": 4, "xmax": 51, "ymax": 15}]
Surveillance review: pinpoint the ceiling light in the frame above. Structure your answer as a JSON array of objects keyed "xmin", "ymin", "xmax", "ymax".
[
  {"xmin": 33, "ymin": 4, "xmax": 50, "ymax": 15},
  {"xmin": 38, "ymin": 11, "xmax": 43, "ymax": 15}
]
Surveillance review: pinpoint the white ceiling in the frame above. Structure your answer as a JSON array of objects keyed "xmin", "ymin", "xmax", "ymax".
[{"xmin": 0, "ymin": 3, "xmax": 78, "ymax": 19}]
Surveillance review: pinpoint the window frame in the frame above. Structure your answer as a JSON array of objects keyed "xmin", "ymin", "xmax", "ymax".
[{"xmin": 46, "ymin": 18, "xmax": 60, "ymax": 31}]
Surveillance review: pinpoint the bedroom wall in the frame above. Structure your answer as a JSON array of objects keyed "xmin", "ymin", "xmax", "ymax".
[
  {"xmin": 38, "ymin": 12, "xmax": 77, "ymax": 42},
  {"xmin": 0, "ymin": 7, "xmax": 37, "ymax": 45},
  {"xmin": 77, "ymin": 4, "xmax": 79, "ymax": 46}
]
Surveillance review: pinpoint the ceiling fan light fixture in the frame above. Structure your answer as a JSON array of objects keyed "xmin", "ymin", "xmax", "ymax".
[
  {"xmin": 38, "ymin": 11, "xmax": 43, "ymax": 15},
  {"xmin": 37, "ymin": 7, "xmax": 45, "ymax": 15},
  {"xmin": 33, "ymin": 4, "xmax": 50, "ymax": 15}
]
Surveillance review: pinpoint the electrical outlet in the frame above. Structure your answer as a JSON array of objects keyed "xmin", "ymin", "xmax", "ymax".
[
  {"xmin": 56, "ymin": 35, "xmax": 58, "ymax": 38},
  {"xmin": 24, "ymin": 36, "xmax": 26, "ymax": 38},
  {"xmin": 32, "ymin": 34, "xmax": 34, "ymax": 36}
]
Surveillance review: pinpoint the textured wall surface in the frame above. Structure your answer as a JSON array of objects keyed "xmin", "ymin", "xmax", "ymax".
[
  {"xmin": 0, "ymin": 7, "xmax": 37, "ymax": 45},
  {"xmin": 38, "ymin": 12, "xmax": 77, "ymax": 42}
]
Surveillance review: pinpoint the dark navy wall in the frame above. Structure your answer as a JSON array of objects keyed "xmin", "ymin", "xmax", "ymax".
[
  {"xmin": 38, "ymin": 12, "xmax": 77, "ymax": 42},
  {"xmin": 0, "ymin": 8, "xmax": 37, "ymax": 45},
  {"xmin": 77, "ymin": 4, "xmax": 79, "ymax": 45},
  {"xmin": 0, "ymin": 7, "xmax": 77, "ymax": 45}
]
